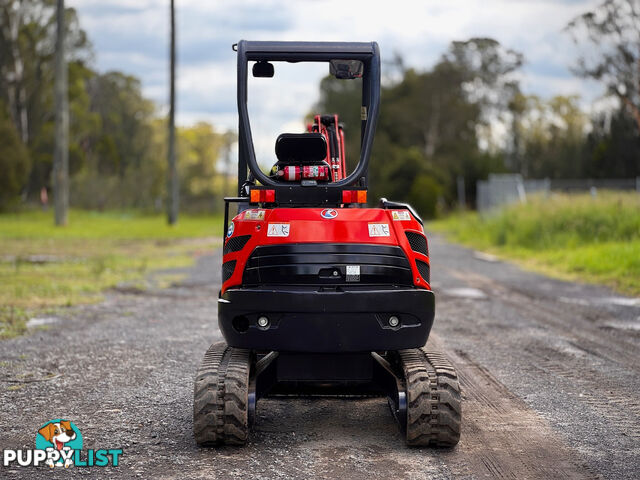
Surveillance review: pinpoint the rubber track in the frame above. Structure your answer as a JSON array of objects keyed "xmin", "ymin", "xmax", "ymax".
[
  {"xmin": 399, "ymin": 347, "xmax": 462, "ymax": 447},
  {"xmin": 193, "ymin": 342, "xmax": 251, "ymax": 446}
]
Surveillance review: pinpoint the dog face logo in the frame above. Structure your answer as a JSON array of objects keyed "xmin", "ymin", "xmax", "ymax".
[
  {"xmin": 36, "ymin": 419, "xmax": 83, "ymax": 468},
  {"xmin": 39, "ymin": 421, "xmax": 75, "ymax": 450}
]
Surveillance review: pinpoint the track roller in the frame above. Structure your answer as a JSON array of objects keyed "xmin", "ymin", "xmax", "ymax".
[
  {"xmin": 398, "ymin": 347, "xmax": 461, "ymax": 447},
  {"xmin": 193, "ymin": 341, "xmax": 252, "ymax": 446}
]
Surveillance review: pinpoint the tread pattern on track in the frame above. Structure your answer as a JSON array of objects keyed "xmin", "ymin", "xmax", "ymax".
[
  {"xmin": 399, "ymin": 347, "xmax": 462, "ymax": 447},
  {"xmin": 193, "ymin": 341, "xmax": 251, "ymax": 446}
]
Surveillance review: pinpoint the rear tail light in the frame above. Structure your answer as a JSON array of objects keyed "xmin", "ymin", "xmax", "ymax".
[
  {"xmin": 342, "ymin": 189, "xmax": 367, "ymax": 204},
  {"xmin": 265, "ymin": 189, "xmax": 275, "ymax": 202},
  {"xmin": 249, "ymin": 189, "xmax": 276, "ymax": 204}
]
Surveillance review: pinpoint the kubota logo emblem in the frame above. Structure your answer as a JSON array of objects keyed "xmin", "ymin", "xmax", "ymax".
[{"xmin": 321, "ymin": 209, "xmax": 338, "ymax": 219}]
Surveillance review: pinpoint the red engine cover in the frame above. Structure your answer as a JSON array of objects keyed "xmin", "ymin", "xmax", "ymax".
[{"xmin": 222, "ymin": 207, "xmax": 430, "ymax": 293}]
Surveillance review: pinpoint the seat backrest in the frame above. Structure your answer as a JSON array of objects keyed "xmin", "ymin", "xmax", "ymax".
[{"xmin": 275, "ymin": 133, "xmax": 327, "ymax": 165}]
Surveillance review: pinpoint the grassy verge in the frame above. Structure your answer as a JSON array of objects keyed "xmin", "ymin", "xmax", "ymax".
[
  {"xmin": 0, "ymin": 209, "xmax": 223, "ymax": 338},
  {"xmin": 430, "ymin": 191, "xmax": 640, "ymax": 296}
]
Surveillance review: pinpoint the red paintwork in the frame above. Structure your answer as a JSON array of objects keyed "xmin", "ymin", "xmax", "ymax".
[
  {"xmin": 338, "ymin": 127, "xmax": 347, "ymax": 178},
  {"xmin": 222, "ymin": 207, "xmax": 430, "ymax": 294},
  {"xmin": 309, "ymin": 115, "xmax": 345, "ymax": 182}
]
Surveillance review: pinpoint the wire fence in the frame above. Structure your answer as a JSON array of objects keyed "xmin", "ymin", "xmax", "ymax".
[{"xmin": 476, "ymin": 174, "xmax": 640, "ymax": 212}]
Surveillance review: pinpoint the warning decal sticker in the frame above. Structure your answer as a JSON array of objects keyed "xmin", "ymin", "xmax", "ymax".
[
  {"xmin": 267, "ymin": 223, "xmax": 290, "ymax": 237},
  {"xmin": 368, "ymin": 223, "xmax": 390, "ymax": 237},
  {"xmin": 391, "ymin": 210, "xmax": 411, "ymax": 221},
  {"xmin": 244, "ymin": 209, "xmax": 266, "ymax": 221}
]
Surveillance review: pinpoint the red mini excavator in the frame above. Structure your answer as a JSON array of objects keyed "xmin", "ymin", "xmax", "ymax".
[{"xmin": 193, "ymin": 41, "xmax": 462, "ymax": 448}]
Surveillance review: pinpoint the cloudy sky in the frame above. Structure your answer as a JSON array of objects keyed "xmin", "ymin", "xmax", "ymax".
[{"xmin": 72, "ymin": 0, "xmax": 602, "ymax": 158}]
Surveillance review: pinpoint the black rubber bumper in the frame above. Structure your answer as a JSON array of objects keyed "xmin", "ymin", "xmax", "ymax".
[{"xmin": 218, "ymin": 286, "xmax": 435, "ymax": 353}]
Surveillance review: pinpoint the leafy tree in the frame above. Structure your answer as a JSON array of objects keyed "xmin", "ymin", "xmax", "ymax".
[
  {"xmin": 408, "ymin": 175, "xmax": 442, "ymax": 219},
  {"xmin": 511, "ymin": 94, "xmax": 589, "ymax": 178},
  {"xmin": 0, "ymin": 1, "xmax": 88, "ymax": 143},
  {"xmin": 179, "ymin": 122, "xmax": 225, "ymax": 210},
  {"xmin": 313, "ymin": 37, "xmax": 520, "ymax": 215},
  {"xmin": 0, "ymin": 0, "xmax": 90, "ymax": 204},
  {"xmin": 567, "ymin": 0, "xmax": 640, "ymax": 133},
  {"xmin": 87, "ymin": 71, "xmax": 155, "ymax": 176},
  {"xmin": 444, "ymin": 38, "xmax": 523, "ymax": 124},
  {"xmin": 586, "ymin": 109, "xmax": 640, "ymax": 177},
  {"xmin": 70, "ymin": 72, "xmax": 156, "ymax": 210},
  {"xmin": 0, "ymin": 100, "xmax": 30, "ymax": 209},
  {"xmin": 0, "ymin": 0, "xmax": 236, "ymax": 213}
]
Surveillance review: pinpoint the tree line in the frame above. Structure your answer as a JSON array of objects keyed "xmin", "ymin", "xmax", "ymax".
[
  {"xmin": 0, "ymin": 0, "xmax": 233, "ymax": 213},
  {"xmin": 314, "ymin": 0, "xmax": 640, "ymax": 217},
  {"xmin": 1, "ymin": 0, "xmax": 638, "ymax": 217}
]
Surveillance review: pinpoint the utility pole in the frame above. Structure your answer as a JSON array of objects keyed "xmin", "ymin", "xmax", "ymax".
[
  {"xmin": 456, "ymin": 176, "xmax": 465, "ymax": 210},
  {"xmin": 167, "ymin": 0, "xmax": 178, "ymax": 225},
  {"xmin": 223, "ymin": 132, "xmax": 233, "ymax": 198},
  {"xmin": 53, "ymin": 0, "xmax": 68, "ymax": 226}
]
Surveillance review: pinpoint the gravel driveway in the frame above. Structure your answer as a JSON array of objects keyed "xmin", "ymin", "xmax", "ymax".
[{"xmin": 1, "ymin": 236, "xmax": 638, "ymax": 479}]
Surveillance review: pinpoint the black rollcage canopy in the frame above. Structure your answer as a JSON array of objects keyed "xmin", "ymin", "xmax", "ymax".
[{"xmin": 236, "ymin": 40, "xmax": 381, "ymax": 193}]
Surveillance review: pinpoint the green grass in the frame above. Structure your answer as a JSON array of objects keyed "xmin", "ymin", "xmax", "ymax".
[
  {"xmin": 430, "ymin": 191, "xmax": 640, "ymax": 296},
  {"xmin": 0, "ymin": 210, "xmax": 223, "ymax": 338},
  {"xmin": 0, "ymin": 306, "xmax": 29, "ymax": 339},
  {"xmin": 0, "ymin": 209, "xmax": 222, "ymax": 241}
]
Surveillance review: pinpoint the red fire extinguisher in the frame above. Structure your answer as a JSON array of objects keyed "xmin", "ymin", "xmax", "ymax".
[{"xmin": 277, "ymin": 165, "xmax": 330, "ymax": 181}]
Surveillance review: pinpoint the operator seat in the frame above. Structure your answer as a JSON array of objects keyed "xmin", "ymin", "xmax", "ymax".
[{"xmin": 271, "ymin": 133, "xmax": 331, "ymax": 182}]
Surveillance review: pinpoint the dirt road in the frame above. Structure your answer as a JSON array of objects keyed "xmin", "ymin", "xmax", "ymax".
[{"xmin": 1, "ymin": 236, "xmax": 638, "ymax": 479}]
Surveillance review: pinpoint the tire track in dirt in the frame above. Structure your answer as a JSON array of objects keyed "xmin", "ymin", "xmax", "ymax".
[
  {"xmin": 428, "ymin": 334, "xmax": 599, "ymax": 480},
  {"xmin": 443, "ymin": 268, "xmax": 639, "ymax": 367},
  {"xmin": 440, "ymin": 267, "xmax": 640, "ymax": 440}
]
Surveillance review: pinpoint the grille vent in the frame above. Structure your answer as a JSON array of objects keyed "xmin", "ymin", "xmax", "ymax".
[
  {"xmin": 222, "ymin": 260, "xmax": 237, "ymax": 283},
  {"xmin": 415, "ymin": 260, "xmax": 430, "ymax": 283},
  {"xmin": 224, "ymin": 235, "xmax": 251, "ymax": 255},
  {"xmin": 405, "ymin": 231, "xmax": 428, "ymax": 256},
  {"xmin": 243, "ymin": 243, "xmax": 413, "ymax": 287}
]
